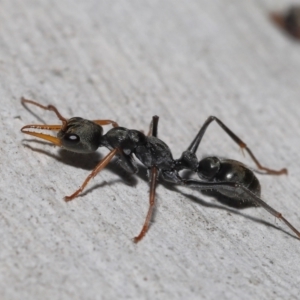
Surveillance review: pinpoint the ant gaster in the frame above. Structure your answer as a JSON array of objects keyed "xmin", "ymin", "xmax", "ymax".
[{"xmin": 20, "ymin": 97, "xmax": 300, "ymax": 242}]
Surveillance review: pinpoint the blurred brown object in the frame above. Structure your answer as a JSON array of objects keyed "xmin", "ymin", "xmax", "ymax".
[{"xmin": 271, "ymin": 6, "xmax": 300, "ymax": 39}]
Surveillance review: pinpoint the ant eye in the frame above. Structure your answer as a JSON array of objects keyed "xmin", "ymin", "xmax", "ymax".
[{"xmin": 64, "ymin": 133, "xmax": 80, "ymax": 143}]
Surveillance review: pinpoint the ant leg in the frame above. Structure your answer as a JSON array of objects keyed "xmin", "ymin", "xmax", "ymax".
[
  {"xmin": 134, "ymin": 116, "xmax": 159, "ymax": 243},
  {"xmin": 147, "ymin": 115, "xmax": 159, "ymax": 137},
  {"xmin": 134, "ymin": 167, "xmax": 158, "ymax": 243},
  {"xmin": 64, "ymin": 149, "xmax": 118, "ymax": 201},
  {"xmin": 93, "ymin": 120, "xmax": 119, "ymax": 128},
  {"xmin": 186, "ymin": 116, "xmax": 287, "ymax": 175},
  {"xmin": 184, "ymin": 179, "xmax": 300, "ymax": 239}
]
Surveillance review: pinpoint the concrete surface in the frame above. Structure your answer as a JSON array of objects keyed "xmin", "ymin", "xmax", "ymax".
[{"xmin": 1, "ymin": 0, "xmax": 300, "ymax": 299}]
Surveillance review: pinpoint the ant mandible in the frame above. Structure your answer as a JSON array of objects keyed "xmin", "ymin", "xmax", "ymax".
[{"xmin": 20, "ymin": 97, "xmax": 300, "ymax": 242}]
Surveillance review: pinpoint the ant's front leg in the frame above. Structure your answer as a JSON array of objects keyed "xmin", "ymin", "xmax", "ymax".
[
  {"xmin": 178, "ymin": 116, "xmax": 287, "ymax": 175},
  {"xmin": 64, "ymin": 149, "xmax": 118, "ymax": 201}
]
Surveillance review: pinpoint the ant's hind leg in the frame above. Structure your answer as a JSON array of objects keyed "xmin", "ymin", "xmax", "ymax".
[
  {"xmin": 134, "ymin": 116, "xmax": 159, "ymax": 243},
  {"xmin": 185, "ymin": 116, "xmax": 287, "ymax": 175},
  {"xmin": 184, "ymin": 179, "xmax": 300, "ymax": 239}
]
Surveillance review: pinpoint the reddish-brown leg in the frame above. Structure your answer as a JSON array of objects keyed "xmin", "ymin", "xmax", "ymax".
[
  {"xmin": 93, "ymin": 120, "xmax": 119, "ymax": 128},
  {"xmin": 65, "ymin": 149, "xmax": 118, "ymax": 201},
  {"xmin": 245, "ymin": 148, "xmax": 287, "ymax": 175},
  {"xmin": 217, "ymin": 119, "xmax": 288, "ymax": 175},
  {"xmin": 134, "ymin": 116, "xmax": 159, "ymax": 243},
  {"xmin": 134, "ymin": 166, "xmax": 158, "ymax": 243},
  {"xmin": 189, "ymin": 116, "xmax": 287, "ymax": 175}
]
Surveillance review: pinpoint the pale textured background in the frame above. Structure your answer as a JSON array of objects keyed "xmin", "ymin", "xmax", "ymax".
[{"xmin": 1, "ymin": 0, "xmax": 300, "ymax": 299}]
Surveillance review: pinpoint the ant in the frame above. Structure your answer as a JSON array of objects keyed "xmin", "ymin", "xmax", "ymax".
[{"xmin": 20, "ymin": 97, "xmax": 300, "ymax": 242}]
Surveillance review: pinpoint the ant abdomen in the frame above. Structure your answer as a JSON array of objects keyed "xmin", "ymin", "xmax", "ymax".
[{"xmin": 197, "ymin": 157, "xmax": 260, "ymax": 207}]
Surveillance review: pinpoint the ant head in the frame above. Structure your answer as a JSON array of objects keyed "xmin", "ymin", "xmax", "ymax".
[
  {"xmin": 58, "ymin": 117, "xmax": 103, "ymax": 153},
  {"xmin": 197, "ymin": 156, "xmax": 220, "ymax": 180},
  {"xmin": 21, "ymin": 117, "xmax": 104, "ymax": 153}
]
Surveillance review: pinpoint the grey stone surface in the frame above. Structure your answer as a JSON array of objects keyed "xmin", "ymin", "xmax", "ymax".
[{"xmin": 1, "ymin": 1, "xmax": 300, "ymax": 299}]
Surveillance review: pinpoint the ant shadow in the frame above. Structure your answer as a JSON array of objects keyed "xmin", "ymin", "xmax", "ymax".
[
  {"xmin": 22, "ymin": 140, "xmax": 138, "ymax": 187},
  {"xmin": 21, "ymin": 100, "xmax": 47, "ymax": 124},
  {"xmin": 22, "ymin": 139, "xmax": 296, "ymax": 240}
]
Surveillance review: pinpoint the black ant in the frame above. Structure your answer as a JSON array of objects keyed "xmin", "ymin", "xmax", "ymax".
[{"xmin": 20, "ymin": 97, "xmax": 300, "ymax": 242}]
